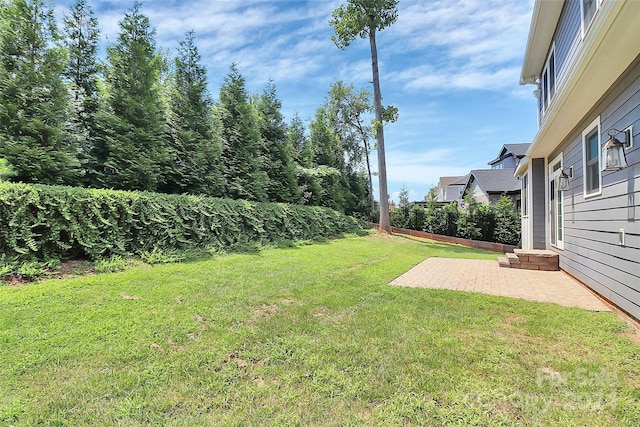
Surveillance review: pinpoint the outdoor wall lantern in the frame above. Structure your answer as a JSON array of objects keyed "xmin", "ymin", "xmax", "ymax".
[
  {"xmin": 602, "ymin": 128, "xmax": 632, "ymax": 171},
  {"xmin": 557, "ymin": 167, "xmax": 572, "ymax": 191}
]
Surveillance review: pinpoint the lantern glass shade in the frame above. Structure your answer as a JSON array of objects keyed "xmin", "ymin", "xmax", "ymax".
[
  {"xmin": 557, "ymin": 171, "xmax": 570, "ymax": 191},
  {"xmin": 602, "ymin": 136, "xmax": 628, "ymax": 171}
]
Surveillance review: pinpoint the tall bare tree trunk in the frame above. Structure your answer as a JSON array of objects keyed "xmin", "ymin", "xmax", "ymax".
[
  {"xmin": 369, "ymin": 25, "xmax": 390, "ymax": 233},
  {"xmin": 363, "ymin": 138, "xmax": 375, "ymax": 219}
]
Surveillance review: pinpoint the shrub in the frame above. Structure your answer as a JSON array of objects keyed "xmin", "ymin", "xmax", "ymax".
[
  {"xmin": 493, "ymin": 195, "xmax": 521, "ymax": 246},
  {"xmin": 0, "ymin": 182, "xmax": 364, "ymax": 264},
  {"xmin": 420, "ymin": 195, "xmax": 520, "ymax": 245},
  {"xmin": 94, "ymin": 256, "xmax": 128, "ymax": 273},
  {"xmin": 424, "ymin": 201, "xmax": 452, "ymax": 236}
]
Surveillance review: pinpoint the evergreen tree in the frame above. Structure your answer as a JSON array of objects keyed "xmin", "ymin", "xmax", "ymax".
[
  {"xmin": 216, "ymin": 64, "xmax": 267, "ymax": 201},
  {"xmin": 287, "ymin": 114, "xmax": 310, "ymax": 166},
  {"xmin": 287, "ymin": 114, "xmax": 321, "ymax": 205},
  {"xmin": 164, "ymin": 30, "xmax": 223, "ymax": 196},
  {"xmin": 63, "ymin": 0, "xmax": 100, "ymax": 186},
  {"xmin": 256, "ymin": 81, "xmax": 300, "ymax": 203},
  {"xmin": 308, "ymin": 106, "xmax": 346, "ymax": 210},
  {"xmin": 0, "ymin": 0, "xmax": 79, "ymax": 184},
  {"xmin": 100, "ymin": 1, "xmax": 167, "ymax": 191},
  {"xmin": 390, "ymin": 185, "xmax": 410, "ymax": 228},
  {"xmin": 494, "ymin": 195, "xmax": 521, "ymax": 245},
  {"xmin": 343, "ymin": 168, "xmax": 370, "ymax": 218}
]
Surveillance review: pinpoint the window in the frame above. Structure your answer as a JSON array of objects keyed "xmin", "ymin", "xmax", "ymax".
[
  {"xmin": 582, "ymin": 117, "xmax": 602, "ymax": 197},
  {"xmin": 548, "ymin": 51, "xmax": 555, "ymax": 99},
  {"xmin": 492, "ymin": 163, "xmax": 503, "ymax": 170},
  {"xmin": 541, "ymin": 46, "xmax": 556, "ymax": 114},
  {"xmin": 582, "ymin": 0, "xmax": 603, "ymax": 36}
]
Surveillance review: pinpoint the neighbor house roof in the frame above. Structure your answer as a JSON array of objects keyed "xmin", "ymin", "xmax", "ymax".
[
  {"xmin": 488, "ymin": 143, "xmax": 531, "ymax": 166},
  {"xmin": 502, "ymin": 143, "xmax": 530, "ymax": 158},
  {"xmin": 438, "ymin": 176, "xmax": 464, "ymax": 188},
  {"xmin": 466, "ymin": 169, "xmax": 521, "ymax": 194},
  {"xmin": 449, "ymin": 174, "xmax": 469, "ymax": 186}
]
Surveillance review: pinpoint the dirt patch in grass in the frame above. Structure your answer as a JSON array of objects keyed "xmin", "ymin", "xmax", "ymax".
[
  {"xmin": 2, "ymin": 276, "xmax": 25, "ymax": 286},
  {"xmin": 53, "ymin": 260, "xmax": 96, "ymax": 279},
  {"xmin": 248, "ymin": 303, "xmax": 279, "ymax": 323},
  {"xmin": 369, "ymin": 232, "xmax": 411, "ymax": 242},
  {"xmin": 3, "ymin": 260, "xmax": 96, "ymax": 286},
  {"xmin": 617, "ymin": 331, "xmax": 640, "ymax": 345}
]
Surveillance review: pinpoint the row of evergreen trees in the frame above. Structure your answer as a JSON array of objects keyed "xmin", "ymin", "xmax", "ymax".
[
  {"xmin": 0, "ymin": 0, "xmax": 371, "ymax": 217},
  {"xmin": 391, "ymin": 189, "xmax": 521, "ymax": 246}
]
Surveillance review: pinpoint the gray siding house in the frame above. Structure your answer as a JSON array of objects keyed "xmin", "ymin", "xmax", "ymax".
[
  {"xmin": 488, "ymin": 143, "xmax": 530, "ymax": 169},
  {"xmin": 462, "ymin": 169, "xmax": 522, "ymax": 207},
  {"xmin": 517, "ymin": 0, "xmax": 640, "ymax": 320}
]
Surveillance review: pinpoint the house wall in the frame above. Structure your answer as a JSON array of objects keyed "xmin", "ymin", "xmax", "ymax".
[
  {"xmin": 553, "ymin": 0, "xmax": 581, "ymax": 95},
  {"xmin": 487, "ymin": 192, "xmax": 521, "ymax": 207},
  {"xmin": 446, "ymin": 185, "xmax": 463, "ymax": 202},
  {"xmin": 531, "ymin": 158, "xmax": 546, "ymax": 249},
  {"xmin": 470, "ymin": 182, "xmax": 489, "ymax": 204},
  {"xmin": 493, "ymin": 156, "xmax": 518, "ymax": 169},
  {"xmin": 547, "ymin": 55, "xmax": 640, "ymax": 319},
  {"xmin": 539, "ymin": 0, "xmax": 581, "ymax": 121}
]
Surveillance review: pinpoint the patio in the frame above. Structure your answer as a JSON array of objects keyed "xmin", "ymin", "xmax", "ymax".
[{"xmin": 390, "ymin": 257, "xmax": 610, "ymax": 311}]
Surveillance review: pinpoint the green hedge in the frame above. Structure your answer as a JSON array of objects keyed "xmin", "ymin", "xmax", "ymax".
[
  {"xmin": 0, "ymin": 182, "xmax": 363, "ymax": 262},
  {"xmin": 390, "ymin": 195, "xmax": 521, "ymax": 246}
]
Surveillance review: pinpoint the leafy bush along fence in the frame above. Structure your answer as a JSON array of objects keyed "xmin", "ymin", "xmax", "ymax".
[
  {"xmin": 390, "ymin": 195, "xmax": 521, "ymax": 246},
  {"xmin": 0, "ymin": 182, "xmax": 363, "ymax": 264}
]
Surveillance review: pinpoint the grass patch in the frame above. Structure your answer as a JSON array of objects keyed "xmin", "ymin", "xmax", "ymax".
[{"xmin": 0, "ymin": 234, "xmax": 638, "ymax": 426}]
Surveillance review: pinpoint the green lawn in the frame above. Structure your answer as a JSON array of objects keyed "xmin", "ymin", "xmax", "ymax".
[{"xmin": 1, "ymin": 234, "xmax": 639, "ymax": 426}]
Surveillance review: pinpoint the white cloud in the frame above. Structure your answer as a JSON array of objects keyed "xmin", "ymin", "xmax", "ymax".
[
  {"xmin": 379, "ymin": 148, "xmax": 469, "ymax": 187},
  {"xmin": 388, "ymin": 0, "xmax": 532, "ymax": 94}
]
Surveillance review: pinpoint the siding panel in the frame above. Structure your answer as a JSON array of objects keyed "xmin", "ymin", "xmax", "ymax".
[
  {"xmin": 565, "ymin": 219, "xmax": 640, "ymax": 235},
  {"xmin": 532, "ymin": 159, "xmax": 546, "ymax": 249},
  {"xmin": 551, "ymin": 54, "xmax": 640, "ymax": 319},
  {"xmin": 561, "ymin": 250, "xmax": 640, "ymax": 320},
  {"xmin": 553, "ymin": 0, "xmax": 582, "ymax": 90},
  {"xmin": 563, "ymin": 228, "xmax": 640, "ymax": 250}
]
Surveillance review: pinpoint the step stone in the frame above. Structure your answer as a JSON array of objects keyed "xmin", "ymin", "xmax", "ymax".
[
  {"xmin": 498, "ymin": 256, "xmax": 510, "ymax": 268},
  {"xmin": 505, "ymin": 252, "xmax": 520, "ymax": 263}
]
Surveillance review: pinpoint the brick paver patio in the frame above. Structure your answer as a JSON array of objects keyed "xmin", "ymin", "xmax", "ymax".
[{"xmin": 390, "ymin": 257, "xmax": 610, "ymax": 311}]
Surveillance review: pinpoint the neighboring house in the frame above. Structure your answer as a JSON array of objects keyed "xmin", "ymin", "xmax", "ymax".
[
  {"xmin": 432, "ymin": 145, "xmax": 530, "ymax": 206},
  {"xmin": 488, "ymin": 143, "xmax": 530, "ymax": 169},
  {"xmin": 461, "ymin": 169, "xmax": 522, "ymax": 207},
  {"xmin": 434, "ymin": 176, "xmax": 465, "ymax": 203},
  {"xmin": 517, "ymin": 0, "xmax": 640, "ymax": 320}
]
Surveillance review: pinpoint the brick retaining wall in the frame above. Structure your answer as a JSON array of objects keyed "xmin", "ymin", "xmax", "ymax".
[{"xmin": 372, "ymin": 224, "xmax": 518, "ymax": 254}]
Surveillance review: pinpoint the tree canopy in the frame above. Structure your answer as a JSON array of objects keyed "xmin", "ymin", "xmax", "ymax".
[{"xmin": 0, "ymin": 0, "xmax": 372, "ymax": 219}]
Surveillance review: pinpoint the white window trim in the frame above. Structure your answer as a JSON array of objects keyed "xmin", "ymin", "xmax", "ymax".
[
  {"xmin": 581, "ymin": 0, "xmax": 604, "ymax": 38},
  {"xmin": 548, "ymin": 154, "xmax": 565, "ymax": 250},
  {"xmin": 582, "ymin": 116, "xmax": 602, "ymax": 199},
  {"xmin": 522, "ymin": 172, "xmax": 529, "ymax": 218}
]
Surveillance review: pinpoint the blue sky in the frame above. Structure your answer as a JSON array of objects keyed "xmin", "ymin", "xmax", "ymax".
[{"xmin": 55, "ymin": 0, "xmax": 538, "ymax": 202}]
